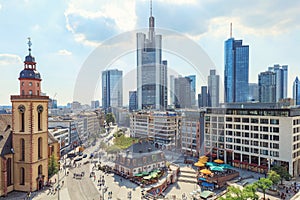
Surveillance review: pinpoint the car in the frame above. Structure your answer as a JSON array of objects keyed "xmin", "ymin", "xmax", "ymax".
[
  {"xmin": 83, "ymin": 154, "xmax": 87, "ymax": 158},
  {"xmin": 78, "ymin": 152, "xmax": 83, "ymax": 156},
  {"xmin": 89, "ymin": 153, "xmax": 94, "ymax": 159},
  {"xmin": 74, "ymin": 157, "xmax": 82, "ymax": 162}
]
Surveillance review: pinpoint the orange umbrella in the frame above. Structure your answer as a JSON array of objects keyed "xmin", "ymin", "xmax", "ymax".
[
  {"xmin": 200, "ymin": 168, "xmax": 212, "ymax": 175},
  {"xmin": 214, "ymin": 159, "xmax": 224, "ymax": 164},
  {"xmin": 194, "ymin": 162, "xmax": 205, "ymax": 167}
]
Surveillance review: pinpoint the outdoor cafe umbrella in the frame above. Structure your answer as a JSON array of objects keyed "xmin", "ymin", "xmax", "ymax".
[
  {"xmin": 210, "ymin": 166, "xmax": 224, "ymax": 172},
  {"xmin": 134, "ymin": 173, "xmax": 143, "ymax": 177},
  {"xmin": 194, "ymin": 162, "xmax": 205, "ymax": 167},
  {"xmin": 142, "ymin": 171, "xmax": 149, "ymax": 175},
  {"xmin": 200, "ymin": 168, "xmax": 212, "ymax": 175},
  {"xmin": 150, "ymin": 172, "xmax": 158, "ymax": 178},
  {"xmin": 143, "ymin": 175, "xmax": 152, "ymax": 180},
  {"xmin": 214, "ymin": 159, "xmax": 224, "ymax": 164},
  {"xmin": 206, "ymin": 162, "xmax": 218, "ymax": 167},
  {"xmin": 220, "ymin": 164, "xmax": 233, "ymax": 169}
]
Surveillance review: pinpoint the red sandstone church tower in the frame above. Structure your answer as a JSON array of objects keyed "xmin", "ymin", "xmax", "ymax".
[{"xmin": 11, "ymin": 38, "xmax": 49, "ymax": 192}]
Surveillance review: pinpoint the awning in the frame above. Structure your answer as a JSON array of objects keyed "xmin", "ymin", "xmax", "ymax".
[
  {"xmin": 200, "ymin": 190, "xmax": 214, "ymax": 198},
  {"xmin": 232, "ymin": 160, "xmax": 240, "ymax": 163}
]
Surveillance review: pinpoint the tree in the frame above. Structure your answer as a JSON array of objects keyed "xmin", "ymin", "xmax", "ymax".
[
  {"xmin": 271, "ymin": 165, "xmax": 292, "ymax": 185},
  {"xmin": 105, "ymin": 113, "xmax": 115, "ymax": 125},
  {"xmin": 267, "ymin": 170, "xmax": 280, "ymax": 190},
  {"xmin": 219, "ymin": 184, "xmax": 258, "ymax": 200},
  {"xmin": 254, "ymin": 178, "xmax": 272, "ymax": 200},
  {"xmin": 48, "ymin": 154, "xmax": 59, "ymax": 178}
]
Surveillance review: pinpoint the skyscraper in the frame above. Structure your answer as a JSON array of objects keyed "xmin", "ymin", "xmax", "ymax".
[
  {"xmin": 268, "ymin": 64, "xmax": 288, "ymax": 102},
  {"xmin": 169, "ymin": 75, "xmax": 175, "ymax": 105},
  {"xmin": 258, "ymin": 71, "xmax": 276, "ymax": 103},
  {"xmin": 137, "ymin": 2, "xmax": 167, "ymax": 110},
  {"xmin": 102, "ymin": 69, "xmax": 123, "ymax": 111},
  {"xmin": 129, "ymin": 91, "xmax": 137, "ymax": 112},
  {"xmin": 207, "ymin": 70, "xmax": 219, "ymax": 107},
  {"xmin": 186, "ymin": 75, "xmax": 196, "ymax": 106},
  {"xmin": 248, "ymin": 83, "xmax": 259, "ymax": 101},
  {"xmin": 199, "ymin": 86, "xmax": 208, "ymax": 107},
  {"xmin": 224, "ymin": 27, "xmax": 249, "ymax": 103},
  {"xmin": 174, "ymin": 76, "xmax": 191, "ymax": 108},
  {"xmin": 293, "ymin": 77, "xmax": 300, "ymax": 106}
]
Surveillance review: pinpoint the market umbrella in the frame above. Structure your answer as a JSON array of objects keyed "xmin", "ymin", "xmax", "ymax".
[
  {"xmin": 134, "ymin": 173, "xmax": 143, "ymax": 177},
  {"xmin": 152, "ymin": 169, "xmax": 161, "ymax": 173},
  {"xmin": 150, "ymin": 172, "xmax": 158, "ymax": 178},
  {"xmin": 214, "ymin": 159, "xmax": 224, "ymax": 164},
  {"xmin": 142, "ymin": 171, "xmax": 149, "ymax": 175},
  {"xmin": 200, "ymin": 190, "xmax": 214, "ymax": 199},
  {"xmin": 194, "ymin": 162, "xmax": 205, "ymax": 167},
  {"xmin": 220, "ymin": 164, "xmax": 233, "ymax": 169},
  {"xmin": 210, "ymin": 166, "xmax": 224, "ymax": 171},
  {"xmin": 200, "ymin": 168, "xmax": 212, "ymax": 175},
  {"xmin": 206, "ymin": 162, "xmax": 218, "ymax": 167},
  {"xmin": 143, "ymin": 175, "xmax": 152, "ymax": 180}
]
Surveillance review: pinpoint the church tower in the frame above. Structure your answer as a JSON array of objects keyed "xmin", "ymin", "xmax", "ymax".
[{"xmin": 11, "ymin": 38, "xmax": 49, "ymax": 192}]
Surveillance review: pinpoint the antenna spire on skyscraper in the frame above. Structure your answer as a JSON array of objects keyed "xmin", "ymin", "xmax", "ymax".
[
  {"xmin": 150, "ymin": 0, "xmax": 152, "ymax": 16},
  {"xmin": 230, "ymin": 23, "xmax": 232, "ymax": 38}
]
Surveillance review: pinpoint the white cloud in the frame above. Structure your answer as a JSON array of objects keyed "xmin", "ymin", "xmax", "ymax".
[
  {"xmin": 0, "ymin": 54, "xmax": 22, "ymax": 66},
  {"xmin": 156, "ymin": 0, "xmax": 197, "ymax": 5},
  {"xmin": 64, "ymin": 0, "xmax": 137, "ymax": 46},
  {"xmin": 0, "ymin": 4, "xmax": 2, "ymax": 10},
  {"xmin": 57, "ymin": 49, "xmax": 72, "ymax": 56}
]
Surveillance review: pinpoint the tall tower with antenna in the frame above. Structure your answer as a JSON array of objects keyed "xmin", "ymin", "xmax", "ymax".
[{"xmin": 136, "ymin": 0, "xmax": 168, "ymax": 110}]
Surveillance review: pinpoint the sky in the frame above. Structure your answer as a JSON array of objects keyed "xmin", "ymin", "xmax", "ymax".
[{"xmin": 0, "ymin": 0, "xmax": 299, "ymax": 106}]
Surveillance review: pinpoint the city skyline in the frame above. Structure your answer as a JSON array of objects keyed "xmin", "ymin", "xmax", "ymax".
[{"xmin": 0, "ymin": 0, "xmax": 300, "ymax": 105}]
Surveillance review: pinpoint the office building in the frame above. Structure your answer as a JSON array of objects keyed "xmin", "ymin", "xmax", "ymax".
[
  {"xmin": 174, "ymin": 76, "xmax": 192, "ymax": 108},
  {"xmin": 129, "ymin": 91, "xmax": 137, "ymax": 112},
  {"xmin": 130, "ymin": 111, "xmax": 181, "ymax": 148},
  {"xmin": 136, "ymin": 4, "xmax": 167, "ymax": 110},
  {"xmin": 102, "ymin": 69, "xmax": 123, "ymax": 111},
  {"xmin": 199, "ymin": 86, "xmax": 208, "ymax": 107},
  {"xmin": 204, "ymin": 106, "xmax": 300, "ymax": 176},
  {"xmin": 186, "ymin": 75, "xmax": 196, "ymax": 106},
  {"xmin": 91, "ymin": 100, "xmax": 100, "ymax": 109},
  {"xmin": 248, "ymin": 83, "xmax": 259, "ymax": 101},
  {"xmin": 258, "ymin": 71, "xmax": 276, "ymax": 103},
  {"xmin": 208, "ymin": 70, "xmax": 220, "ymax": 107},
  {"xmin": 293, "ymin": 77, "xmax": 300, "ymax": 106},
  {"xmin": 268, "ymin": 64, "xmax": 288, "ymax": 102},
  {"xmin": 224, "ymin": 33, "xmax": 249, "ymax": 103},
  {"xmin": 169, "ymin": 75, "xmax": 175, "ymax": 105}
]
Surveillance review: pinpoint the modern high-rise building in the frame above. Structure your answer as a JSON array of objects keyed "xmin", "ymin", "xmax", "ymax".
[
  {"xmin": 258, "ymin": 71, "xmax": 276, "ymax": 103},
  {"xmin": 174, "ymin": 76, "xmax": 192, "ymax": 108},
  {"xmin": 136, "ymin": 3, "xmax": 167, "ymax": 110},
  {"xmin": 248, "ymin": 83, "xmax": 259, "ymax": 101},
  {"xmin": 91, "ymin": 100, "xmax": 100, "ymax": 109},
  {"xmin": 186, "ymin": 75, "xmax": 196, "ymax": 106},
  {"xmin": 169, "ymin": 75, "xmax": 175, "ymax": 105},
  {"xmin": 102, "ymin": 69, "xmax": 123, "ymax": 111},
  {"xmin": 268, "ymin": 64, "xmax": 288, "ymax": 102},
  {"xmin": 224, "ymin": 34, "xmax": 249, "ymax": 103},
  {"xmin": 129, "ymin": 91, "xmax": 137, "ymax": 112},
  {"xmin": 207, "ymin": 70, "xmax": 219, "ymax": 107},
  {"xmin": 293, "ymin": 77, "xmax": 300, "ymax": 106},
  {"xmin": 199, "ymin": 86, "xmax": 208, "ymax": 107}
]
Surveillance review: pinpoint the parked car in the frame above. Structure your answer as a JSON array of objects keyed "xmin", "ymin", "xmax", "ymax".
[
  {"xmin": 83, "ymin": 154, "xmax": 87, "ymax": 158},
  {"xmin": 78, "ymin": 152, "xmax": 83, "ymax": 156},
  {"xmin": 74, "ymin": 157, "xmax": 83, "ymax": 162}
]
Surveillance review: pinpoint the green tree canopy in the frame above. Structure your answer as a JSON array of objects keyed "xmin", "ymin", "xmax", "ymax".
[
  {"xmin": 268, "ymin": 170, "xmax": 280, "ymax": 188},
  {"xmin": 271, "ymin": 165, "xmax": 292, "ymax": 184},
  {"xmin": 105, "ymin": 113, "xmax": 115, "ymax": 125},
  {"xmin": 48, "ymin": 154, "xmax": 59, "ymax": 178},
  {"xmin": 254, "ymin": 178, "xmax": 272, "ymax": 200},
  {"xmin": 219, "ymin": 184, "xmax": 258, "ymax": 200}
]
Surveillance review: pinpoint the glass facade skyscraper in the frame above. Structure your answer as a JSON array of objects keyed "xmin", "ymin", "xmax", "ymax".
[
  {"xmin": 293, "ymin": 77, "xmax": 300, "ymax": 106},
  {"xmin": 258, "ymin": 71, "xmax": 276, "ymax": 103},
  {"xmin": 268, "ymin": 64, "xmax": 288, "ymax": 102},
  {"xmin": 136, "ymin": 9, "xmax": 167, "ymax": 110},
  {"xmin": 129, "ymin": 91, "xmax": 137, "ymax": 112},
  {"xmin": 224, "ymin": 38, "xmax": 249, "ymax": 103},
  {"xmin": 207, "ymin": 69, "xmax": 219, "ymax": 107},
  {"xmin": 102, "ymin": 69, "xmax": 123, "ymax": 111},
  {"xmin": 186, "ymin": 75, "xmax": 196, "ymax": 106}
]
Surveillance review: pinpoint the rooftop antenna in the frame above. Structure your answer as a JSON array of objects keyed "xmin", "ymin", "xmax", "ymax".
[
  {"xmin": 230, "ymin": 22, "xmax": 232, "ymax": 38},
  {"xmin": 27, "ymin": 37, "xmax": 32, "ymax": 55},
  {"xmin": 150, "ymin": 0, "xmax": 152, "ymax": 16}
]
